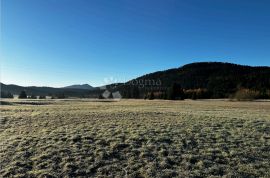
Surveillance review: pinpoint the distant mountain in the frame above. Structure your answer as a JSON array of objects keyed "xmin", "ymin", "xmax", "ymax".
[
  {"xmin": 0, "ymin": 83, "xmax": 91, "ymax": 95},
  {"xmin": 62, "ymin": 84, "xmax": 93, "ymax": 90}
]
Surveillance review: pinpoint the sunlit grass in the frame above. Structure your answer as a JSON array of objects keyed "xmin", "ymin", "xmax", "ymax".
[{"xmin": 1, "ymin": 99, "xmax": 270, "ymax": 177}]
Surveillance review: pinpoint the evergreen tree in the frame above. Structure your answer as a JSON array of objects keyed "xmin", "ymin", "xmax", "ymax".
[
  {"xmin": 31, "ymin": 93, "xmax": 37, "ymax": 99},
  {"xmin": 6, "ymin": 91, "xmax": 13, "ymax": 98},
  {"xmin": 143, "ymin": 94, "xmax": 147, "ymax": 100},
  {"xmin": 98, "ymin": 94, "xmax": 104, "ymax": 99},
  {"xmin": 160, "ymin": 92, "xmax": 164, "ymax": 99},
  {"xmin": 149, "ymin": 91, "xmax": 154, "ymax": 100},
  {"xmin": 121, "ymin": 89, "xmax": 125, "ymax": 98},
  {"xmin": 132, "ymin": 86, "xmax": 140, "ymax": 98},
  {"xmin": 108, "ymin": 92, "xmax": 113, "ymax": 99},
  {"xmin": 39, "ymin": 95, "xmax": 46, "ymax": 99},
  {"xmin": 18, "ymin": 90, "xmax": 27, "ymax": 99},
  {"xmin": 192, "ymin": 92, "xmax": 197, "ymax": 100},
  {"xmin": 124, "ymin": 85, "xmax": 131, "ymax": 98},
  {"xmin": 197, "ymin": 92, "xmax": 201, "ymax": 99},
  {"xmin": 124, "ymin": 86, "xmax": 127, "ymax": 98},
  {"xmin": 188, "ymin": 92, "xmax": 191, "ymax": 99},
  {"xmin": 201, "ymin": 91, "xmax": 204, "ymax": 99},
  {"xmin": 1, "ymin": 91, "xmax": 7, "ymax": 98},
  {"xmin": 127, "ymin": 86, "xmax": 131, "ymax": 98},
  {"xmin": 58, "ymin": 93, "xmax": 65, "ymax": 99},
  {"xmin": 167, "ymin": 82, "xmax": 184, "ymax": 100},
  {"xmin": 163, "ymin": 92, "xmax": 168, "ymax": 100}
]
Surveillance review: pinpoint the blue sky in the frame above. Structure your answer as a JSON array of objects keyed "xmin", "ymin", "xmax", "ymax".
[{"xmin": 1, "ymin": 0, "xmax": 270, "ymax": 87}]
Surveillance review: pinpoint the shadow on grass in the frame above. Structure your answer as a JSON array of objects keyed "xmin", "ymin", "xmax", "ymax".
[
  {"xmin": 0, "ymin": 101, "xmax": 13, "ymax": 105},
  {"xmin": 13, "ymin": 102, "xmax": 53, "ymax": 105},
  {"xmin": 253, "ymin": 100, "xmax": 270, "ymax": 102},
  {"xmin": 94, "ymin": 100, "xmax": 118, "ymax": 102}
]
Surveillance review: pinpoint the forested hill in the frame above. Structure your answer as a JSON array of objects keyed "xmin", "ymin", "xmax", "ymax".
[
  {"xmin": 133, "ymin": 62, "xmax": 270, "ymax": 93},
  {"xmin": 79, "ymin": 62, "xmax": 270, "ymax": 98}
]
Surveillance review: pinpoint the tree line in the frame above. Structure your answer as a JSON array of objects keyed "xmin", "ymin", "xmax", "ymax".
[
  {"xmin": 141, "ymin": 82, "xmax": 270, "ymax": 100},
  {"xmin": 1, "ymin": 91, "xmax": 14, "ymax": 98},
  {"xmin": 143, "ymin": 82, "xmax": 185, "ymax": 100},
  {"xmin": 17, "ymin": 90, "xmax": 48, "ymax": 99},
  {"xmin": 4, "ymin": 82, "xmax": 270, "ymax": 101}
]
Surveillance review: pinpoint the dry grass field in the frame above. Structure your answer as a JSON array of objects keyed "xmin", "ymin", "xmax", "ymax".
[{"xmin": 1, "ymin": 99, "xmax": 270, "ymax": 177}]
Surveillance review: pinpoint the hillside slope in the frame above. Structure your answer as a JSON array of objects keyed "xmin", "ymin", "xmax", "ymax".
[
  {"xmin": 135, "ymin": 62, "xmax": 270, "ymax": 91},
  {"xmin": 117, "ymin": 62, "xmax": 270, "ymax": 95},
  {"xmin": 83, "ymin": 62, "xmax": 270, "ymax": 98}
]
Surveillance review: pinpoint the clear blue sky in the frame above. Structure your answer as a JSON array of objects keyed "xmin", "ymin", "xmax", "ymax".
[{"xmin": 1, "ymin": 0, "xmax": 270, "ymax": 87}]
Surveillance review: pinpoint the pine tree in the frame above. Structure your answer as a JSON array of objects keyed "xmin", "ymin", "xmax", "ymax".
[
  {"xmin": 163, "ymin": 92, "xmax": 168, "ymax": 100},
  {"xmin": 167, "ymin": 83, "xmax": 175, "ymax": 100},
  {"xmin": 1, "ymin": 91, "xmax": 7, "ymax": 98},
  {"xmin": 123, "ymin": 87, "xmax": 126, "ymax": 98},
  {"xmin": 167, "ymin": 82, "xmax": 184, "ymax": 100},
  {"xmin": 160, "ymin": 92, "xmax": 164, "ymax": 99},
  {"xmin": 124, "ymin": 85, "xmax": 131, "ymax": 98},
  {"xmin": 197, "ymin": 92, "xmax": 201, "ymax": 99},
  {"xmin": 188, "ymin": 92, "xmax": 191, "ymax": 99},
  {"xmin": 143, "ymin": 94, "xmax": 147, "ymax": 100},
  {"xmin": 192, "ymin": 92, "xmax": 197, "ymax": 100},
  {"xmin": 132, "ymin": 86, "xmax": 140, "ymax": 98},
  {"xmin": 201, "ymin": 91, "xmax": 204, "ymax": 99},
  {"xmin": 127, "ymin": 86, "xmax": 131, "ymax": 98},
  {"xmin": 58, "ymin": 93, "xmax": 65, "ymax": 99},
  {"xmin": 6, "ymin": 91, "xmax": 13, "ymax": 98},
  {"xmin": 98, "ymin": 94, "xmax": 104, "ymax": 99},
  {"xmin": 31, "ymin": 93, "xmax": 37, "ymax": 99},
  {"xmin": 149, "ymin": 91, "xmax": 154, "ymax": 100},
  {"xmin": 121, "ymin": 89, "xmax": 125, "ymax": 98},
  {"xmin": 18, "ymin": 90, "xmax": 27, "ymax": 99},
  {"xmin": 39, "ymin": 95, "xmax": 46, "ymax": 99},
  {"xmin": 108, "ymin": 92, "xmax": 113, "ymax": 99}
]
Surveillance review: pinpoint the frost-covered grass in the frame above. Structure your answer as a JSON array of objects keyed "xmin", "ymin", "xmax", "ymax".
[{"xmin": 1, "ymin": 99, "xmax": 270, "ymax": 177}]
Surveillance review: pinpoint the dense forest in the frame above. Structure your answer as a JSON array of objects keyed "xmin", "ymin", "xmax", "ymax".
[{"xmin": 133, "ymin": 62, "xmax": 270, "ymax": 94}]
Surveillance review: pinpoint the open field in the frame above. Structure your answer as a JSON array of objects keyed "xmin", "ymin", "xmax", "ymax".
[{"xmin": 1, "ymin": 99, "xmax": 270, "ymax": 177}]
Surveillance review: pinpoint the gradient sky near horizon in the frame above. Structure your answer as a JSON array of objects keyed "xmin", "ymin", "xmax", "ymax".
[{"xmin": 1, "ymin": 0, "xmax": 270, "ymax": 87}]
